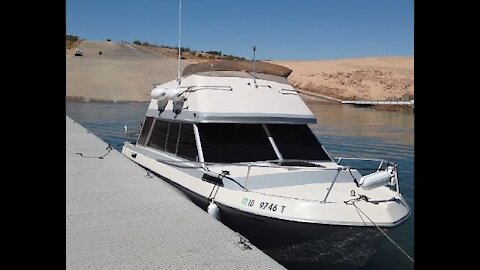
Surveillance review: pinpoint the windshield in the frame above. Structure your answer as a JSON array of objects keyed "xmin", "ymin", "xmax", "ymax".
[
  {"xmin": 266, "ymin": 124, "xmax": 331, "ymax": 161},
  {"xmin": 197, "ymin": 123, "xmax": 331, "ymax": 163},
  {"xmin": 197, "ymin": 123, "xmax": 277, "ymax": 163}
]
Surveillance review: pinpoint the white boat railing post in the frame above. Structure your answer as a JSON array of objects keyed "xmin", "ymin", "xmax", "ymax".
[
  {"xmin": 193, "ymin": 124, "xmax": 208, "ymax": 171},
  {"xmin": 377, "ymin": 160, "xmax": 384, "ymax": 172},
  {"xmin": 136, "ymin": 118, "xmax": 148, "ymax": 144},
  {"xmin": 394, "ymin": 164, "xmax": 400, "ymax": 193},
  {"xmin": 262, "ymin": 124, "xmax": 283, "ymax": 160},
  {"xmin": 144, "ymin": 118, "xmax": 157, "ymax": 146},
  {"xmin": 244, "ymin": 165, "xmax": 252, "ymax": 191},
  {"xmin": 322, "ymin": 168, "xmax": 342, "ymax": 203}
]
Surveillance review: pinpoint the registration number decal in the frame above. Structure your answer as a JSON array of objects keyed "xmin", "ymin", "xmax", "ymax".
[{"xmin": 241, "ymin": 197, "xmax": 286, "ymax": 213}]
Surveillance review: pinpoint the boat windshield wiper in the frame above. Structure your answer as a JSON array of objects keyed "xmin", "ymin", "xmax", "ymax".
[{"xmin": 269, "ymin": 159, "xmax": 325, "ymax": 168}]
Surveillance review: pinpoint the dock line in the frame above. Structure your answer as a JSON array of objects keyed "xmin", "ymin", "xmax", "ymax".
[{"xmin": 75, "ymin": 144, "xmax": 113, "ymax": 159}]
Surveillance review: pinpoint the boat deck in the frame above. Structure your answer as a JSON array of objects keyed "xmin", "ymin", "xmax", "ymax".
[{"xmin": 66, "ymin": 116, "xmax": 285, "ymax": 269}]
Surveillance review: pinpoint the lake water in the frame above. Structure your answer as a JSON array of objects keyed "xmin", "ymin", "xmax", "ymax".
[{"xmin": 66, "ymin": 98, "xmax": 414, "ymax": 270}]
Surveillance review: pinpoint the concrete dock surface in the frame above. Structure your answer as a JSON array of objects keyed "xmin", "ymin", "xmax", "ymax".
[{"xmin": 66, "ymin": 116, "xmax": 285, "ymax": 269}]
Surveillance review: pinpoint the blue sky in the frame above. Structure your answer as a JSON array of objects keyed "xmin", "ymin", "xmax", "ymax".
[{"xmin": 66, "ymin": 0, "xmax": 413, "ymax": 60}]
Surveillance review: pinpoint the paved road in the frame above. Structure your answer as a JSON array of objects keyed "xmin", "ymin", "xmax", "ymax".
[{"xmin": 66, "ymin": 41, "xmax": 186, "ymax": 102}]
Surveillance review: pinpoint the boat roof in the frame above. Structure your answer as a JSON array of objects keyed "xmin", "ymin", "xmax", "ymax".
[
  {"xmin": 182, "ymin": 60, "xmax": 293, "ymax": 78},
  {"xmin": 147, "ymin": 64, "xmax": 316, "ymax": 124}
]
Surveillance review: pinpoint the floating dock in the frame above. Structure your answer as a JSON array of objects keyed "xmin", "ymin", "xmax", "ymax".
[
  {"xmin": 296, "ymin": 88, "xmax": 342, "ymax": 102},
  {"xmin": 341, "ymin": 99, "xmax": 414, "ymax": 106},
  {"xmin": 66, "ymin": 116, "xmax": 285, "ymax": 269}
]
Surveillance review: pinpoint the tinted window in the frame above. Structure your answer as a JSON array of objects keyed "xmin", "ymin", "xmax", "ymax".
[
  {"xmin": 137, "ymin": 117, "xmax": 154, "ymax": 145},
  {"xmin": 147, "ymin": 120, "xmax": 169, "ymax": 150},
  {"xmin": 177, "ymin": 124, "xmax": 198, "ymax": 160},
  {"xmin": 166, "ymin": 122, "xmax": 180, "ymax": 154},
  {"xmin": 197, "ymin": 124, "xmax": 277, "ymax": 162},
  {"xmin": 267, "ymin": 124, "xmax": 331, "ymax": 161}
]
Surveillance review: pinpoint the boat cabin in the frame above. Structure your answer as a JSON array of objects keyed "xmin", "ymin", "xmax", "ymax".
[{"xmin": 136, "ymin": 60, "xmax": 333, "ymax": 165}]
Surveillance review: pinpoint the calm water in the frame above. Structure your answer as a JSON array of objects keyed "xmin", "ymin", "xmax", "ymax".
[{"xmin": 66, "ymin": 99, "xmax": 414, "ymax": 270}]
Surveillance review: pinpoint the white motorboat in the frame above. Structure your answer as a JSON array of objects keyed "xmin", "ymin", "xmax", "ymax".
[{"xmin": 121, "ymin": 60, "xmax": 411, "ymax": 267}]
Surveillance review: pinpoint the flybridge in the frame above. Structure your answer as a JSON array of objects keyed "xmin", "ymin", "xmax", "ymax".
[{"xmin": 148, "ymin": 69, "xmax": 317, "ymax": 124}]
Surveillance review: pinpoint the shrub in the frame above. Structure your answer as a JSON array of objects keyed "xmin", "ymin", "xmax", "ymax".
[
  {"xmin": 66, "ymin": 35, "xmax": 79, "ymax": 41},
  {"xmin": 133, "ymin": 40, "xmax": 142, "ymax": 45},
  {"xmin": 206, "ymin": 50, "xmax": 222, "ymax": 56}
]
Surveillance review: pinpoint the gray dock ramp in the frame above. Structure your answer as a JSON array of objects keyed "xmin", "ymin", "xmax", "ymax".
[{"xmin": 66, "ymin": 116, "xmax": 285, "ymax": 269}]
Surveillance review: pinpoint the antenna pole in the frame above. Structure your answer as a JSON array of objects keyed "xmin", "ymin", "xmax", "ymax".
[
  {"xmin": 177, "ymin": 0, "xmax": 182, "ymax": 84},
  {"xmin": 253, "ymin": 45, "xmax": 257, "ymax": 87}
]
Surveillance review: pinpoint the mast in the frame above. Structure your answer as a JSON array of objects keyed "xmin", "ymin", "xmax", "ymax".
[
  {"xmin": 177, "ymin": 0, "xmax": 182, "ymax": 85},
  {"xmin": 253, "ymin": 45, "xmax": 257, "ymax": 88}
]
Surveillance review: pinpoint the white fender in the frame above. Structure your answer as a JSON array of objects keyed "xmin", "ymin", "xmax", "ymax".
[
  {"xmin": 151, "ymin": 87, "xmax": 167, "ymax": 99},
  {"xmin": 166, "ymin": 88, "xmax": 185, "ymax": 114},
  {"xmin": 358, "ymin": 170, "xmax": 393, "ymax": 190},
  {"xmin": 152, "ymin": 87, "xmax": 185, "ymax": 113},
  {"xmin": 165, "ymin": 88, "xmax": 184, "ymax": 101},
  {"xmin": 207, "ymin": 201, "xmax": 220, "ymax": 220},
  {"xmin": 156, "ymin": 99, "xmax": 168, "ymax": 112}
]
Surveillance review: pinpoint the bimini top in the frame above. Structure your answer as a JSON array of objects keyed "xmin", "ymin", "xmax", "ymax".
[{"xmin": 147, "ymin": 61, "xmax": 316, "ymax": 124}]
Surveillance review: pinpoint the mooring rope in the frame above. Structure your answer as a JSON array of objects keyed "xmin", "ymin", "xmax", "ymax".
[
  {"xmin": 75, "ymin": 144, "xmax": 113, "ymax": 159},
  {"xmin": 351, "ymin": 201, "xmax": 414, "ymax": 263},
  {"xmin": 207, "ymin": 185, "xmax": 217, "ymax": 201}
]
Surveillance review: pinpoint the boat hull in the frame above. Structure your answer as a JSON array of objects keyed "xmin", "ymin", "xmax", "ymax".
[{"xmin": 149, "ymin": 168, "xmax": 384, "ymax": 269}]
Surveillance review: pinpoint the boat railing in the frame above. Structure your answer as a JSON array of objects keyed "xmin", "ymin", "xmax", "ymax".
[
  {"xmin": 123, "ymin": 126, "xmax": 140, "ymax": 144},
  {"xmin": 124, "ymin": 131, "xmax": 140, "ymax": 143},
  {"xmin": 334, "ymin": 157, "xmax": 400, "ymax": 194},
  {"xmin": 334, "ymin": 157, "xmax": 395, "ymax": 169},
  {"xmin": 153, "ymin": 157, "xmax": 400, "ymax": 197}
]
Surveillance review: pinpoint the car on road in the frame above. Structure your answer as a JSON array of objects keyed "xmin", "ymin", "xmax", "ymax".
[{"xmin": 75, "ymin": 49, "xmax": 83, "ymax": 56}]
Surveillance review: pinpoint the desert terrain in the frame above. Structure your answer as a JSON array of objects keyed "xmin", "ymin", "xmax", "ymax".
[
  {"xmin": 66, "ymin": 39, "xmax": 413, "ymax": 102},
  {"xmin": 273, "ymin": 57, "xmax": 413, "ymax": 101}
]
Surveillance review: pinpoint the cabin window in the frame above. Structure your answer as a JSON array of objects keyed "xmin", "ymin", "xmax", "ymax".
[
  {"xmin": 147, "ymin": 120, "xmax": 169, "ymax": 150},
  {"xmin": 137, "ymin": 117, "xmax": 154, "ymax": 145},
  {"xmin": 266, "ymin": 124, "xmax": 331, "ymax": 161},
  {"xmin": 145, "ymin": 119, "xmax": 198, "ymax": 161},
  {"xmin": 197, "ymin": 123, "xmax": 277, "ymax": 162},
  {"xmin": 166, "ymin": 122, "xmax": 180, "ymax": 154},
  {"xmin": 176, "ymin": 124, "xmax": 197, "ymax": 160}
]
